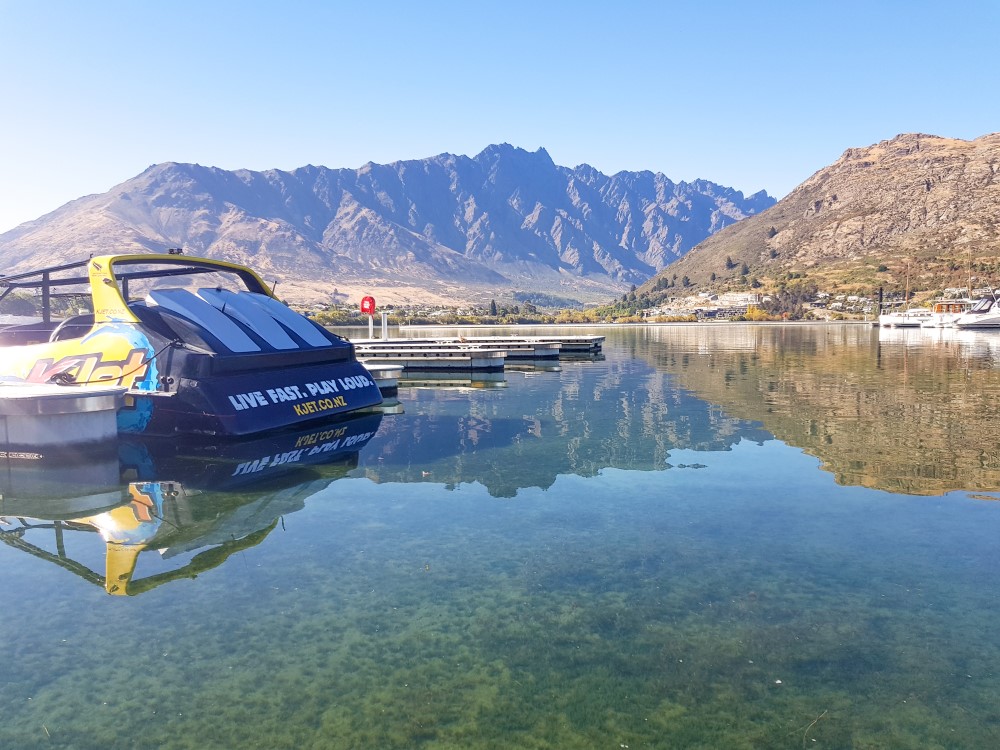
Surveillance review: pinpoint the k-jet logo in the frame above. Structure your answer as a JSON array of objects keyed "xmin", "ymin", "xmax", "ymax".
[{"xmin": 27, "ymin": 348, "xmax": 150, "ymax": 388}]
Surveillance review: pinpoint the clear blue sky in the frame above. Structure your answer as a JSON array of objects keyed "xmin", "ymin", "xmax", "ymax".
[{"xmin": 1, "ymin": 0, "xmax": 997, "ymax": 233}]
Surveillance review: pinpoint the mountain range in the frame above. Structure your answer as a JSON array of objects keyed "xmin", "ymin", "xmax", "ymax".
[{"xmin": 0, "ymin": 145, "xmax": 773, "ymax": 306}]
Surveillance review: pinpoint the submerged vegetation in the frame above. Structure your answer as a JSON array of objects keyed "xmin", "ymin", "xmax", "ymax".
[{"xmin": 2, "ymin": 446, "xmax": 997, "ymax": 748}]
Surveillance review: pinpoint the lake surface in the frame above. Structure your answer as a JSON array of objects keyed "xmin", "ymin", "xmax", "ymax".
[{"xmin": 1, "ymin": 324, "xmax": 999, "ymax": 749}]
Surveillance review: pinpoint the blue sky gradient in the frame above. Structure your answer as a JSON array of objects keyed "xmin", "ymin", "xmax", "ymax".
[{"xmin": 1, "ymin": 0, "xmax": 997, "ymax": 232}]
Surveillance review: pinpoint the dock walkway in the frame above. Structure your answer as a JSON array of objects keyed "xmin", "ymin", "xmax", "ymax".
[
  {"xmin": 354, "ymin": 334, "xmax": 601, "ymax": 356},
  {"xmin": 354, "ymin": 338, "xmax": 559, "ymax": 361},
  {"xmin": 453, "ymin": 335, "xmax": 604, "ymax": 355},
  {"xmin": 353, "ymin": 334, "xmax": 602, "ymax": 375}
]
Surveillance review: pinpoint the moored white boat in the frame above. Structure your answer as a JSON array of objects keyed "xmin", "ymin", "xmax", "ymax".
[
  {"xmin": 878, "ymin": 308, "xmax": 933, "ymax": 328},
  {"xmin": 919, "ymin": 298, "xmax": 975, "ymax": 328},
  {"xmin": 953, "ymin": 294, "xmax": 1000, "ymax": 329}
]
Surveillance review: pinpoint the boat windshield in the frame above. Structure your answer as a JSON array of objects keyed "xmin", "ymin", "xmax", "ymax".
[
  {"xmin": 968, "ymin": 297, "xmax": 996, "ymax": 313},
  {"xmin": 108, "ymin": 258, "xmax": 270, "ymax": 304},
  {"xmin": 0, "ymin": 264, "xmax": 92, "ymax": 322},
  {"xmin": 0, "ymin": 256, "xmax": 273, "ymax": 324}
]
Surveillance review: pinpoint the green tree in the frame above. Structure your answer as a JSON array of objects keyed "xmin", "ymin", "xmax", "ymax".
[
  {"xmin": 761, "ymin": 282, "xmax": 818, "ymax": 320},
  {"xmin": 0, "ymin": 292, "xmax": 36, "ymax": 315},
  {"xmin": 489, "ymin": 299, "xmax": 498, "ymax": 316}
]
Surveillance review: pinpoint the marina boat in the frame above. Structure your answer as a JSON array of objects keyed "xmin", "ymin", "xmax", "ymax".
[
  {"xmin": 919, "ymin": 298, "xmax": 975, "ymax": 328},
  {"xmin": 953, "ymin": 294, "xmax": 1000, "ymax": 329},
  {"xmin": 877, "ymin": 308, "xmax": 933, "ymax": 328},
  {"xmin": 0, "ymin": 252, "xmax": 382, "ymax": 437}
]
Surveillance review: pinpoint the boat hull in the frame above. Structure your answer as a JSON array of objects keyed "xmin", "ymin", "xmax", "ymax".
[
  {"xmin": 878, "ymin": 311, "xmax": 932, "ymax": 327},
  {"xmin": 132, "ymin": 357, "xmax": 382, "ymax": 437},
  {"xmin": 0, "ymin": 254, "xmax": 382, "ymax": 437}
]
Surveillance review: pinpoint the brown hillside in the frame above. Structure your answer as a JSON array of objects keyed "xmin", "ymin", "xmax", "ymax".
[{"xmin": 641, "ymin": 133, "xmax": 1000, "ymax": 298}]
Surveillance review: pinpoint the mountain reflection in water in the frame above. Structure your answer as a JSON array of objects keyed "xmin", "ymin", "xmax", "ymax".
[
  {"xmin": 355, "ymin": 324, "xmax": 1000, "ymax": 498},
  {"xmin": 626, "ymin": 324, "xmax": 1000, "ymax": 495},
  {"xmin": 356, "ymin": 358, "xmax": 772, "ymax": 497}
]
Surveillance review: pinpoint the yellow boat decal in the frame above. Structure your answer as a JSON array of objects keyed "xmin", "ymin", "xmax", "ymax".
[{"xmin": 26, "ymin": 347, "xmax": 151, "ymax": 387}]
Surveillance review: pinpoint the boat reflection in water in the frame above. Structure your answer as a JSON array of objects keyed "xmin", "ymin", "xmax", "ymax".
[{"xmin": 0, "ymin": 411, "xmax": 382, "ymax": 595}]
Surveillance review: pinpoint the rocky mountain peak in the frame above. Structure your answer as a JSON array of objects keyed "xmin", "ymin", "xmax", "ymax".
[{"xmin": 0, "ymin": 146, "xmax": 773, "ymax": 306}]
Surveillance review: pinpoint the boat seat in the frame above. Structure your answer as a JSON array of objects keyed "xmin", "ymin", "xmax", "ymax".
[
  {"xmin": 48, "ymin": 313, "xmax": 96, "ymax": 342},
  {"xmin": 0, "ymin": 321, "xmax": 58, "ymax": 346},
  {"xmin": 237, "ymin": 292, "xmax": 338, "ymax": 348},
  {"xmin": 145, "ymin": 288, "xmax": 261, "ymax": 353},
  {"xmin": 195, "ymin": 289, "xmax": 299, "ymax": 350}
]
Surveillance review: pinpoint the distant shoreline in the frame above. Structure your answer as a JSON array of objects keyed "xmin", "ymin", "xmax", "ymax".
[{"xmin": 330, "ymin": 319, "xmax": 876, "ymax": 330}]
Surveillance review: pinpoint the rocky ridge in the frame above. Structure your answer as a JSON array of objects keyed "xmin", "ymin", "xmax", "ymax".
[
  {"xmin": 640, "ymin": 133, "xmax": 1000, "ymax": 299},
  {"xmin": 0, "ymin": 145, "xmax": 772, "ymax": 306}
]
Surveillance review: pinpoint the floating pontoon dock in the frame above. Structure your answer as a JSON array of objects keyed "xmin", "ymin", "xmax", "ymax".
[
  {"xmin": 453, "ymin": 335, "xmax": 604, "ymax": 355},
  {"xmin": 361, "ymin": 363, "xmax": 404, "ymax": 398},
  {"xmin": 354, "ymin": 338, "xmax": 560, "ymax": 362},
  {"xmin": 351, "ymin": 335, "xmax": 603, "ymax": 369},
  {"xmin": 358, "ymin": 362, "xmax": 405, "ymax": 413},
  {"xmin": 0, "ymin": 383, "xmax": 125, "ymax": 451}
]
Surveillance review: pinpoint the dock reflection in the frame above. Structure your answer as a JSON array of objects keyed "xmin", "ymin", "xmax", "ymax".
[{"xmin": 0, "ymin": 412, "xmax": 383, "ymax": 595}]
